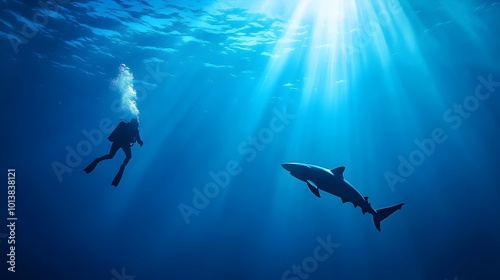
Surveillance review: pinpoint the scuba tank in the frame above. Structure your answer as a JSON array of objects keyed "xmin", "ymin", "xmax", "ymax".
[
  {"xmin": 108, "ymin": 121, "xmax": 127, "ymax": 142},
  {"xmin": 108, "ymin": 120, "xmax": 138, "ymax": 147}
]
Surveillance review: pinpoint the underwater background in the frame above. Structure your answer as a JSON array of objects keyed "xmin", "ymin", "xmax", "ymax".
[{"xmin": 1, "ymin": 0, "xmax": 500, "ymax": 279}]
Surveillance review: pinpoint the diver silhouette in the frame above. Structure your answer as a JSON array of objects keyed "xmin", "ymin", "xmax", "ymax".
[{"xmin": 84, "ymin": 118, "xmax": 143, "ymax": 186}]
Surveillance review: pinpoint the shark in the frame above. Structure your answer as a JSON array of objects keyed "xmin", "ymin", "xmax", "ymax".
[{"xmin": 281, "ymin": 163, "xmax": 404, "ymax": 231}]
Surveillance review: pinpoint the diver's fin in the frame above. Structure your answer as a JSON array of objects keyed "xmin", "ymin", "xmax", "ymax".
[
  {"xmin": 330, "ymin": 166, "xmax": 345, "ymax": 178},
  {"xmin": 306, "ymin": 181, "xmax": 320, "ymax": 198},
  {"xmin": 111, "ymin": 166, "xmax": 125, "ymax": 187},
  {"xmin": 84, "ymin": 159, "xmax": 100, "ymax": 174},
  {"xmin": 373, "ymin": 203, "xmax": 404, "ymax": 231}
]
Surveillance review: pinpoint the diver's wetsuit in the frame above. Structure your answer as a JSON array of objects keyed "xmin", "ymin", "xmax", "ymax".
[
  {"xmin": 99, "ymin": 122, "xmax": 142, "ymax": 167},
  {"xmin": 84, "ymin": 121, "xmax": 143, "ymax": 186},
  {"xmin": 98, "ymin": 140, "xmax": 132, "ymax": 167}
]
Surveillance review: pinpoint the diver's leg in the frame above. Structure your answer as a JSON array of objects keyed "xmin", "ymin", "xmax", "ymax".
[
  {"xmin": 85, "ymin": 142, "xmax": 120, "ymax": 174},
  {"xmin": 84, "ymin": 158, "xmax": 100, "ymax": 174},
  {"xmin": 121, "ymin": 145, "xmax": 132, "ymax": 167},
  {"xmin": 98, "ymin": 142, "xmax": 120, "ymax": 161},
  {"xmin": 111, "ymin": 145, "xmax": 132, "ymax": 187}
]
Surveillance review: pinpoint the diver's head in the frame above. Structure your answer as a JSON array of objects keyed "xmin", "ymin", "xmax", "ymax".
[{"xmin": 130, "ymin": 118, "xmax": 139, "ymax": 127}]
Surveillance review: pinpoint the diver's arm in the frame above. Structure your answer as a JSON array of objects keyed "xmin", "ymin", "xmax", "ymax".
[{"xmin": 136, "ymin": 132, "xmax": 144, "ymax": 147}]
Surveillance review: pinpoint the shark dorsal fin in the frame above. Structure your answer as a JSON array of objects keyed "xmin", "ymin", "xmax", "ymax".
[
  {"xmin": 364, "ymin": 196, "xmax": 369, "ymax": 202},
  {"xmin": 330, "ymin": 166, "xmax": 345, "ymax": 178}
]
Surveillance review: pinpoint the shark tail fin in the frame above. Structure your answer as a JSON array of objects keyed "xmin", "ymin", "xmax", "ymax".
[{"xmin": 373, "ymin": 203, "xmax": 404, "ymax": 231}]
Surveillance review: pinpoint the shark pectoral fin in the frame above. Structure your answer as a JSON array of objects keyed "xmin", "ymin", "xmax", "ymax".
[
  {"xmin": 330, "ymin": 166, "xmax": 346, "ymax": 178},
  {"xmin": 306, "ymin": 181, "xmax": 321, "ymax": 198}
]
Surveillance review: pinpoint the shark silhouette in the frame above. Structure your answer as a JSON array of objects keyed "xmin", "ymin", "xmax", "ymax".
[{"xmin": 282, "ymin": 163, "xmax": 404, "ymax": 231}]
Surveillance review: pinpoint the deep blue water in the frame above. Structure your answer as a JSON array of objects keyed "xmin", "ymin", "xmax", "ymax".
[{"xmin": 1, "ymin": 0, "xmax": 500, "ymax": 279}]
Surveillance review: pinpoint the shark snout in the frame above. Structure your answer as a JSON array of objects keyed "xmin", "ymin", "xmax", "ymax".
[
  {"xmin": 281, "ymin": 163, "xmax": 310, "ymax": 181},
  {"xmin": 281, "ymin": 163, "xmax": 303, "ymax": 173},
  {"xmin": 281, "ymin": 163, "xmax": 295, "ymax": 172}
]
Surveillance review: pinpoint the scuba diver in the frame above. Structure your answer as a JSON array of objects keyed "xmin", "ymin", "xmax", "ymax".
[{"xmin": 84, "ymin": 118, "xmax": 143, "ymax": 186}]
